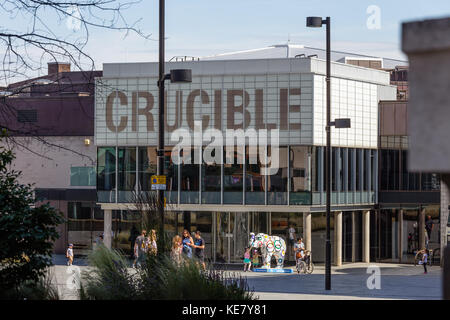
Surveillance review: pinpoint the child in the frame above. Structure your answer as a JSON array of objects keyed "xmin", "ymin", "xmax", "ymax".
[
  {"xmin": 243, "ymin": 247, "xmax": 252, "ymax": 272},
  {"xmin": 170, "ymin": 235, "xmax": 183, "ymax": 266},
  {"xmin": 66, "ymin": 244, "xmax": 74, "ymax": 266},
  {"xmin": 251, "ymin": 248, "xmax": 260, "ymax": 269},
  {"xmin": 418, "ymin": 248, "xmax": 428, "ymax": 274}
]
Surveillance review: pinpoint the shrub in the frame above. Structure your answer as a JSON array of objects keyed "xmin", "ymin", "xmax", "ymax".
[{"xmin": 80, "ymin": 246, "xmax": 255, "ymax": 300}]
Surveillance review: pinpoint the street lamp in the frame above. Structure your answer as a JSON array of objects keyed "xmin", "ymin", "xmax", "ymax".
[
  {"xmin": 306, "ymin": 16, "xmax": 350, "ymax": 291},
  {"xmin": 158, "ymin": 0, "xmax": 192, "ymax": 252}
]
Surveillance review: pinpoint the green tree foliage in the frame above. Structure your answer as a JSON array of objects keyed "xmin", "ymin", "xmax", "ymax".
[{"xmin": 0, "ymin": 132, "xmax": 64, "ymax": 298}]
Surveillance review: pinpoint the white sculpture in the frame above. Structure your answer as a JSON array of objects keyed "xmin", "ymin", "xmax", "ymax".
[{"xmin": 249, "ymin": 232, "xmax": 286, "ymax": 269}]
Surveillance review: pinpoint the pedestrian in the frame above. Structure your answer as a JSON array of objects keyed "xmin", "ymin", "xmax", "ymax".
[
  {"xmin": 148, "ymin": 229, "xmax": 158, "ymax": 256},
  {"xmin": 128, "ymin": 225, "xmax": 139, "ymax": 258},
  {"xmin": 418, "ymin": 248, "xmax": 429, "ymax": 274},
  {"xmin": 182, "ymin": 229, "xmax": 194, "ymax": 259},
  {"xmin": 243, "ymin": 247, "xmax": 252, "ymax": 272},
  {"xmin": 193, "ymin": 230, "xmax": 206, "ymax": 269},
  {"xmin": 252, "ymin": 248, "xmax": 260, "ymax": 269},
  {"xmin": 288, "ymin": 224, "xmax": 296, "ymax": 260},
  {"xmin": 133, "ymin": 229, "xmax": 147, "ymax": 268},
  {"xmin": 66, "ymin": 244, "xmax": 74, "ymax": 266},
  {"xmin": 171, "ymin": 235, "xmax": 183, "ymax": 266}
]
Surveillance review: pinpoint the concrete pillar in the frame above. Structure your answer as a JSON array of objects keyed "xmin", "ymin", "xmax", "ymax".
[
  {"xmin": 104, "ymin": 209, "xmax": 112, "ymax": 249},
  {"xmin": 362, "ymin": 210, "xmax": 370, "ymax": 263},
  {"xmin": 351, "ymin": 211, "xmax": 356, "ymax": 263},
  {"xmin": 303, "ymin": 212, "xmax": 312, "ymax": 251},
  {"xmin": 334, "ymin": 211, "xmax": 342, "ymax": 266},
  {"xmin": 398, "ymin": 209, "xmax": 404, "ymax": 263},
  {"xmin": 419, "ymin": 207, "xmax": 426, "ymax": 250}
]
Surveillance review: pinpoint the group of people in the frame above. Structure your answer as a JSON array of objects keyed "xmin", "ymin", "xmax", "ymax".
[
  {"xmin": 170, "ymin": 229, "xmax": 206, "ymax": 269},
  {"xmin": 132, "ymin": 229, "xmax": 158, "ymax": 268},
  {"xmin": 243, "ymin": 248, "xmax": 262, "ymax": 271}
]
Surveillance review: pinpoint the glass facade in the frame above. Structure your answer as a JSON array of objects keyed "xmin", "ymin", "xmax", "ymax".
[
  {"xmin": 97, "ymin": 145, "xmax": 378, "ymax": 206},
  {"xmin": 380, "ymin": 149, "xmax": 440, "ymax": 191}
]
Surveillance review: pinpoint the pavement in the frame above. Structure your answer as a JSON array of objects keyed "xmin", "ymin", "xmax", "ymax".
[{"xmin": 50, "ymin": 255, "xmax": 443, "ymax": 300}]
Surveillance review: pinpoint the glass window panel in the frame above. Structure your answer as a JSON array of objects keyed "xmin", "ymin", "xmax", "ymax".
[
  {"xmin": 224, "ymin": 146, "xmax": 244, "ymax": 204},
  {"xmin": 245, "ymin": 146, "xmax": 265, "ymax": 205},
  {"xmin": 138, "ymin": 147, "xmax": 157, "ymax": 191},
  {"xmin": 289, "ymin": 146, "xmax": 311, "ymax": 205},
  {"xmin": 202, "ymin": 148, "xmax": 221, "ymax": 204},
  {"xmin": 181, "ymin": 148, "xmax": 200, "ymax": 204},
  {"xmin": 118, "ymin": 147, "xmax": 136, "ymax": 191},
  {"xmin": 97, "ymin": 147, "xmax": 116, "ymax": 191},
  {"xmin": 267, "ymin": 146, "xmax": 287, "ymax": 205}
]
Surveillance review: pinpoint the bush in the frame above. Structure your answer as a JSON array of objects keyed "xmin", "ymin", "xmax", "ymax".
[
  {"xmin": 1, "ymin": 269, "xmax": 59, "ymax": 300},
  {"xmin": 0, "ymin": 132, "xmax": 64, "ymax": 297},
  {"xmin": 80, "ymin": 246, "xmax": 255, "ymax": 300}
]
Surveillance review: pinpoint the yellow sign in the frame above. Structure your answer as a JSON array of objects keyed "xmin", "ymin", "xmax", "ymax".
[
  {"xmin": 164, "ymin": 197, "xmax": 166, "ymax": 208},
  {"xmin": 151, "ymin": 175, "xmax": 166, "ymax": 190}
]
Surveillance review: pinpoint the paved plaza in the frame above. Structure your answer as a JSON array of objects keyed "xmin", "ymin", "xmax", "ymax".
[{"xmin": 50, "ymin": 255, "xmax": 442, "ymax": 300}]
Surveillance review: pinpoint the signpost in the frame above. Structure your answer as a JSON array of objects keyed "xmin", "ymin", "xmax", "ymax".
[{"xmin": 151, "ymin": 175, "xmax": 166, "ymax": 191}]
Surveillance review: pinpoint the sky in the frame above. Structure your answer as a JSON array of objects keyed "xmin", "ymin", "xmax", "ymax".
[
  {"xmin": 1, "ymin": 0, "xmax": 450, "ymax": 76},
  {"xmin": 85, "ymin": 0, "xmax": 450, "ymax": 66}
]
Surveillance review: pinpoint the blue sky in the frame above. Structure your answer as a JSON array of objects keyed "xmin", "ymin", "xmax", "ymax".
[
  {"xmin": 2, "ymin": 0, "xmax": 450, "ymax": 73},
  {"xmin": 85, "ymin": 0, "xmax": 450, "ymax": 65}
]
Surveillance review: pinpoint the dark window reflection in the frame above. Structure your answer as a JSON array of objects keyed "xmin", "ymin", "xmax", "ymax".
[
  {"xmin": 202, "ymin": 148, "xmax": 221, "ymax": 204},
  {"xmin": 224, "ymin": 146, "xmax": 244, "ymax": 204},
  {"xmin": 97, "ymin": 147, "xmax": 116, "ymax": 191},
  {"xmin": 138, "ymin": 147, "xmax": 157, "ymax": 191}
]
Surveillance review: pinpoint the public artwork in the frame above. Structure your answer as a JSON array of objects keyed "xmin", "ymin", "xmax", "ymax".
[{"xmin": 248, "ymin": 232, "xmax": 286, "ymax": 269}]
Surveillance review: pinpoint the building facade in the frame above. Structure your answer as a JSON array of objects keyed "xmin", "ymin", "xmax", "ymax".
[
  {"xmin": 0, "ymin": 63, "xmax": 101, "ymax": 254},
  {"xmin": 95, "ymin": 57, "xmax": 397, "ymax": 264}
]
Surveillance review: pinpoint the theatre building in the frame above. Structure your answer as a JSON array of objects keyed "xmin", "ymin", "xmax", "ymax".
[{"xmin": 95, "ymin": 54, "xmax": 398, "ymax": 265}]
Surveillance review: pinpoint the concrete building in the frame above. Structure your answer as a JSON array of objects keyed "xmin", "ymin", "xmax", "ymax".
[
  {"xmin": 0, "ymin": 63, "xmax": 101, "ymax": 254},
  {"xmin": 94, "ymin": 47, "xmax": 401, "ymax": 265},
  {"xmin": 402, "ymin": 17, "xmax": 450, "ymax": 263}
]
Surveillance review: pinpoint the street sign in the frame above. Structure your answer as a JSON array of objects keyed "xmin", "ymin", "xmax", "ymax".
[{"xmin": 151, "ymin": 175, "xmax": 166, "ymax": 190}]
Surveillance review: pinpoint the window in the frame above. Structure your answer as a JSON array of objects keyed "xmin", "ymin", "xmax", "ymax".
[
  {"xmin": 202, "ymin": 148, "xmax": 221, "ymax": 204},
  {"xmin": 138, "ymin": 147, "xmax": 157, "ymax": 191},
  {"xmin": 17, "ymin": 109, "xmax": 37, "ymax": 123},
  {"xmin": 246, "ymin": 146, "xmax": 265, "ymax": 204},
  {"xmin": 180, "ymin": 148, "xmax": 200, "ymax": 204},
  {"xmin": 70, "ymin": 167, "xmax": 96, "ymax": 186},
  {"xmin": 267, "ymin": 146, "xmax": 287, "ymax": 205},
  {"xmin": 118, "ymin": 147, "xmax": 136, "ymax": 191},
  {"xmin": 97, "ymin": 147, "xmax": 116, "ymax": 191},
  {"xmin": 224, "ymin": 146, "xmax": 244, "ymax": 204}
]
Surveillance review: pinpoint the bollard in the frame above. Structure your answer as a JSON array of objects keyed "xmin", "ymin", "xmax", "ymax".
[{"xmin": 444, "ymin": 245, "xmax": 450, "ymax": 300}]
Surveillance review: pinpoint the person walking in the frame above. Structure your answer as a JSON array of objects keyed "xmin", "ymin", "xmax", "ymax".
[
  {"xmin": 66, "ymin": 244, "xmax": 74, "ymax": 266},
  {"xmin": 182, "ymin": 229, "xmax": 194, "ymax": 259},
  {"xmin": 243, "ymin": 247, "xmax": 252, "ymax": 272},
  {"xmin": 171, "ymin": 235, "xmax": 183, "ymax": 266},
  {"xmin": 128, "ymin": 225, "xmax": 139, "ymax": 258},
  {"xmin": 288, "ymin": 224, "xmax": 296, "ymax": 261},
  {"xmin": 148, "ymin": 229, "xmax": 158, "ymax": 256},
  {"xmin": 418, "ymin": 248, "xmax": 429, "ymax": 274},
  {"xmin": 193, "ymin": 230, "xmax": 206, "ymax": 269},
  {"xmin": 133, "ymin": 229, "xmax": 147, "ymax": 268}
]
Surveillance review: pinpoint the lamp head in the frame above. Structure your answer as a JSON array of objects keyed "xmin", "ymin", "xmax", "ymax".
[
  {"xmin": 169, "ymin": 69, "xmax": 192, "ymax": 83},
  {"xmin": 306, "ymin": 16, "xmax": 324, "ymax": 28}
]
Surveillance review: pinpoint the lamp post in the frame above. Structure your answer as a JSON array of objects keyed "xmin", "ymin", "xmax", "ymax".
[
  {"xmin": 307, "ymin": 16, "xmax": 350, "ymax": 290},
  {"xmin": 158, "ymin": 0, "xmax": 191, "ymax": 252}
]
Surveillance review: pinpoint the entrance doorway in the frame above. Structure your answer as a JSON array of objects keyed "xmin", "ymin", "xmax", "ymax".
[{"xmin": 214, "ymin": 212, "xmax": 269, "ymax": 263}]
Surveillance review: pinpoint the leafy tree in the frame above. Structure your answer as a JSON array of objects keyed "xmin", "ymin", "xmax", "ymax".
[{"xmin": 0, "ymin": 131, "xmax": 64, "ymax": 298}]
